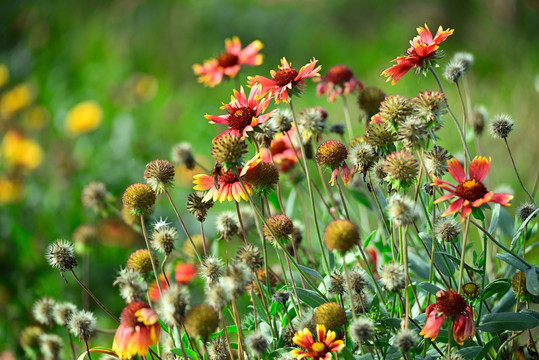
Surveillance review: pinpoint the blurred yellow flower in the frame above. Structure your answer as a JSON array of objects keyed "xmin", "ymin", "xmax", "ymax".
[
  {"xmin": 133, "ymin": 73, "xmax": 158, "ymax": 102},
  {"xmin": 0, "ymin": 177, "xmax": 23, "ymax": 204},
  {"xmin": 1, "ymin": 130, "xmax": 44, "ymax": 171},
  {"xmin": 65, "ymin": 100, "xmax": 103, "ymax": 135},
  {"xmin": 23, "ymin": 106, "xmax": 50, "ymax": 131},
  {"xmin": 0, "ymin": 64, "xmax": 9, "ymax": 89},
  {"xmin": 0, "ymin": 83, "xmax": 34, "ymax": 119}
]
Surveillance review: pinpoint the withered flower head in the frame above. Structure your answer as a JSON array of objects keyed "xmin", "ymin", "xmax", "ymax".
[
  {"xmin": 386, "ymin": 194, "xmax": 417, "ymax": 227},
  {"xmin": 425, "ymin": 145, "xmax": 451, "ymax": 178},
  {"xmin": 434, "ymin": 217, "xmax": 460, "ymax": 242},
  {"xmin": 144, "ymin": 159, "xmax": 175, "ymax": 194},
  {"xmin": 81, "ymin": 181, "xmax": 107, "ymax": 210},
  {"xmin": 383, "ymin": 150, "xmax": 418, "ymax": 190},
  {"xmin": 53, "ymin": 302, "xmax": 77, "ymax": 327},
  {"xmin": 380, "ymin": 262, "xmax": 405, "ymax": 292},
  {"xmin": 358, "ymin": 86, "xmax": 386, "ymax": 118},
  {"xmin": 216, "ymin": 211, "xmax": 239, "ymax": 241},
  {"xmin": 33, "ymin": 297, "xmax": 56, "ymax": 327},
  {"xmin": 323, "ymin": 219, "xmax": 360, "ymax": 254},
  {"xmin": 264, "ymin": 214, "xmax": 294, "ymax": 242},
  {"xmin": 235, "ymin": 243, "xmax": 264, "ymax": 272},
  {"xmin": 489, "ymin": 113, "xmax": 514, "ymax": 139},
  {"xmin": 313, "ymin": 302, "xmax": 347, "ymax": 330},
  {"xmin": 151, "ymin": 221, "xmax": 177, "ymax": 255},
  {"xmin": 46, "ymin": 239, "xmax": 77, "ymax": 273},
  {"xmin": 184, "ymin": 304, "xmax": 220, "ymax": 340},
  {"xmin": 69, "ymin": 310, "xmax": 96, "ymax": 341},
  {"xmin": 171, "ymin": 142, "xmax": 195, "ymax": 170},
  {"xmin": 159, "ymin": 283, "xmax": 190, "ymax": 326},
  {"xmin": 201, "ymin": 255, "xmax": 224, "ymax": 284},
  {"xmin": 211, "ymin": 134, "xmax": 248, "ymax": 171},
  {"xmin": 186, "ymin": 191, "xmax": 213, "ymax": 222},
  {"xmin": 379, "ymin": 94, "xmax": 414, "ymax": 131},
  {"xmin": 122, "ymin": 183, "xmax": 156, "ymax": 216},
  {"xmin": 114, "ymin": 268, "xmax": 148, "ymax": 303},
  {"xmin": 126, "ymin": 249, "xmax": 157, "ymax": 274},
  {"xmin": 316, "ymin": 140, "xmax": 348, "ymax": 169}
]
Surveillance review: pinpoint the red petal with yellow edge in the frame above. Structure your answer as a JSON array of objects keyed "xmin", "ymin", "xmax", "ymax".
[{"xmin": 468, "ymin": 156, "xmax": 491, "ymax": 182}]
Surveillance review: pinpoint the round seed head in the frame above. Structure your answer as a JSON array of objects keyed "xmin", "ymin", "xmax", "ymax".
[
  {"xmin": 206, "ymin": 281, "xmax": 231, "ymax": 310},
  {"xmin": 412, "ymin": 90, "xmax": 447, "ymax": 125},
  {"xmin": 489, "ymin": 113, "xmax": 514, "ymax": 139},
  {"xmin": 81, "ymin": 181, "xmax": 107, "ymax": 210},
  {"xmin": 316, "ymin": 140, "xmax": 348, "ymax": 168},
  {"xmin": 470, "ymin": 106, "xmax": 487, "ymax": 136},
  {"xmin": 201, "ymin": 255, "xmax": 224, "ymax": 284},
  {"xmin": 151, "ymin": 224, "xmax": 177, "ymax": 255},
  {"xmin": 144, "ymin": 159, "xmax": 175, "ymax": 194},
  {"xmin": 264, "ymin": 214, "xmax": 294, "ymax": 242},
  {"xmin": 186, "ymin": 191, "xmax": 213, "ymax": 222},
  {"xmin": 126, "ymin": 249, "xmax": 157, "ymax": 274},
  {"xmin": 380, "ymin": 262, "xmax": 405, "ymax": 292},
  {"xmin": 372, "ymin": 160, "xmax": 387, "ymax": 184},
  {"xmin": 216, "ymin": 211, "xmax": 239, "ymax": 241},
  {"xmin": 462, "ymin": 282, "xmax": 480, "ymax": 298},
  {"xmin": 53, "ymin": 302, "xmax": 77, "ymax": 327},
  {"xmin": 451, "ymin": 52, "xmax": 474, "ymax": 71},
  {"xmin": 184, "ymin": 304, "xmax": 219, "ymax": 340},
  {"xmin": 349, "ymin": 317, "xmax": 374, "ymax": 343},
  {"xmin": 328, "ymin": 270, "xmax": 346, "ymax": 296},
  {"xmin": 19, "ymin": 326, "xmax": 44, "ymax": 347},
  {"xmin": 379, "ymin": 94, "xmax": 414, "ymax": 131},
  {"xmin": 235, "ymin": 243, "xmax": 263, "ymax": 272},
  {"xmin": 269, "ymin": 108, "xmax": 293, "ymax": 133},
  {"xmin": 512, "ymin": 271, "xmax": 528, "ymax": 295},
  {"xmin": 207, "ymin": 336, "xmax": 230, "ymax": 360},
  {"xmin": 323, "ymin": 219, "xmax": 360, "ymax": 254},
  {"xmin": 383, "ymin": 150, "xmax": 418, "ymax": 190},
  {"xmin": 517, "ymin": 202, "xmax": 537, "ymax": 221},
  {"xmin": 423, "ymin": 182, "xmax": 435, "ymax": 196},
  {"xmin": 395, "ymin": 329, "xmax": 417, "ymax": 352},
  {"xmin": 347, "ymin": 270, "xmax": 368, "ymax": 294},
  {"xmin": 122, "ymin": 183, "xmax": 155, "ymax": 216},
  {"xmin": 313, "ymin": 302, "xmax": 347, "ymax": 330},
  {"xmin": 113, "ymin": 268, "xmax": 148, "ymax": 303},
  {"xmin": 434, "ymin": 217, "xmax": 460, "ymax": 242},
  {"xmin": 46, "ymin": 239, "xmax": 77, "ymax": 273},
  {"xmin": 296, "ymin": 106, "xmax": 328, "ymax": 143},
  {"xmin": 39, "ymin": 334, "xmax": 62, "ymax": 360},
  {"xmin": 358, "ymin": 86, "xmax": 386, "ymax": 118},
  {"xmin": 272, "ymin": 289, "xmax": 290, "ymax": 304},
  {"xmin": 348, "ymin": 142, "xmax": 378, "ymax": 175},
  {"xmin": 223, "ymin": 262, "xmax": 251, "ymax": 297},
  {"xmin": 211, "ymin": 133, "xmax": 248, "ymax": 171},
  {"xmin": 397, "ymin": 116, "xmax": 429, "ymax": 149},
  {"xmin": 243, "ymin": 162, "xmax": 279, "ymax": 194},
  {"xmin": 254, "ymin": 121, "xmax": 277, "ymax": 148},
  {"xmin": 171, "ymin": 142, "xmax": 195, "ymax": 170},
  {"xmin": 33, "ymin": 297, "xmax": 56, "ymax": 327},
  {"xmin": 444, "ymin": 60, "xmax": 465, "ymax": 83},
  {"xmin": 246, "ymin": 332, "xmax": 269, "ymax": 356},
  {"xmin": 365, "ymin": 123, "xmax": 396, "ymax": 154},
  {"xmin": 425, "ymin": 145, "xmax": 451, "ymax": 178},
  {"xmin": 386, "ymin": 194, "xmax": 417, "ymax": 227},
  {"xmin": 159, "ymin": 283, "xmax": 190, "ymax": 326},
  {"xmin": 69, "ymin": 310, "xmax": 96, "ymax": 341}
]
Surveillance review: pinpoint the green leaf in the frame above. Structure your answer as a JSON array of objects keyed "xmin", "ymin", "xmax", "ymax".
[
  {"xmin": 488, "ymin": 203, "xmax": 500, "ymax": 234},
  {"xmin": 455, "ymin": 346, "xmax": 482, "ymax": 359},
  {"xmin": 526, "ymin": 266, "xmax": 539, "ymax": 296},
  {"xmin": 267, "ymin": 348, "xmax": 295, "ymax": 359},
  {"xmin": 379, "ymin": 317, "xmax": 401, "ymax": 329},
  {"xmin": 471, "ymin": 207, "xmax": 485, "ymax": 221},
  {"xmin": 474, "ymin": 336, "xmax": 498, "ymax": 360},
  {"xmin": 357, "ymin": 355, "xmax": 374, "ymax": 360},
  {"xmin": 496, "ymin": 253, "xmax": 529, "ymax": 272},
  {"xmin": 171, "ymin": 347, "xmax": 198, "ymax": 360},
  {"xmin": 480, "ymin": 279, "xmax": 511, "ymax": 300},
  {"xmin": 341, "ymin": 347, "xmax": 360, "ymax": 360},
  {"xmin": 417, "ymin": 282, "xmax": 442, "ymax": 295},
  {"xmin": 521, "ymin": 309, "xmax": 539, "ymax": 321},
  {"xmin": 362, "ymin": 230, "xmax": 377, "ymax": 248},
  {"xmin": 295, "ymin": 288, "xmax": 326, "ymax": 308},
  {"xmin": 478, "ymin": 312, "xmax": 539, "ymax": 332},
  {"xmin": 297, "ymin": 265, "xmax": 323, "ymax": 281},
  {"xmin": 350, "ymin": 188, "xmax": 371, "ymax": 208}
]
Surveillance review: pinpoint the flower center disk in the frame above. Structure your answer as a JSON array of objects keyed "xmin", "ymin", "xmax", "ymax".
[
  {"xmin": 273, "ymin": 69, "xmax": 299, "ymax": 87},
  {"xmin": 218, "ymin": 171, "xmax": 239, "ymax": 184},
  {"xmin": 455, "ymin": 179, "xmax": 488, "ymax": 202},
  {"xmin": 218, "ymin": 53, "xmax": 238, "ymax": 68},
  {"xmin": 325, "ymin": 65, "xmax": 354, "ymax": 84},
  {"xmin": 227, "ymin": 107, "xmax": 256, "ymax": 131},
  {"xmin": 311, "ymin": 341, "xmax": 327, "ymax": 357},
  {"xmin": 436, "ymin": 290, "xmax": 468, "ymax": 318}
]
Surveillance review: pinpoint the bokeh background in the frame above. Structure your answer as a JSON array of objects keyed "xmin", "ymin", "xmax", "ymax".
[{"xmin": 1, "ymin": 0, "xmax": 538, "ymax": 355}]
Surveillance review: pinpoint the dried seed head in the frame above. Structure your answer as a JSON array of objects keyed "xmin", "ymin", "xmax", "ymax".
[
  {"xmin": 69, "ymin": 310, "xmax": 96, "ymax": 341},
  {"xmin": 358, "ymin": 87, "xmax": 386, "ymax": 118},
  {"xmin": 435, "ymin": 217, "xmax": 460, "ymax": 242},
  {"xmin": 269, "ymin": 108, "xmax": 293, "ymax": 133},
  {"xmin": 313, "ymin": 302, "xmax": 347, "ymax": 330},
  {"xmin": 435, "ymin": 290, "xmax": 468, "ymax": 318},
  {"xmin": 216, "ymin": 211, "xmax": 239, "ymax": 241},
  {"xmin": 397, "ymin": 116, "xmax": 429, "ymax": 149},
  {"xmin": 186, "ymin": 192, "xmax": 213, "ymax": 222},
  {"xmin": 72, "ymin": 224, "xmax": 98, "ymax": 248},
  {"xmin": 297, "ymin": 106, "xmax": 328, "ymax": 143},
  {"xmin": 39, "ymin": 334, "xmax": 62, "ymax": 360},
  {"xmin": 171, "ymin": 142, "xmax": 195, "ymax": 170},
  {"xmin": 211, "ymin": 134, "xmax": 248, "ymax": 171},
  {"xmin": 184, "ymin": 304, "xmax": 219, "ymax": 340},
  {"xmin": 444, "ymin": 60, "xmax": 465, "ymax": 83},
  {"xmin": 243, "ymin": 161, "xmax": 280, "ymax": 194},
  {"xmin": 113, "ymin": 268, "xmax": 148, "ymax": 303},
  {"xmin": 254, "ymin": 121, "xmax": 277, "ymax": 147},
  {"xmin": 264, "ymin": 214, "xmax": 294, "ymax": 242},
  {"xmin": 512, "ymin": 271, "xmax": 528, "ymax": 295},
  {"xmin": 348, "ymin": 142, "xmax": 377, "ymax": 176},
  {"xmin": 462, "ymin": 282, "xmax": 480, "ymax": 299},
  {"xmin": 207, "ymin": 336, "xmax": 230, "ymax": 360},
  {"xmin": 122, "ymin": 183, "xmax": 156, "ymax": 216},
  {"xmin": 366, "ymin": 123, "xmax": 397, "ymax": 153},
  {"xmin": 126, "ymin": 249, "xmax": 157, "ymax": 274},
  {"xmin": 81, "ymin": 181, "xmax": 107, "ymax": 210},
  {"xmin": 206, "ymin": 281, "xmax": 231, "ymax": 310},
  {"xmin": 451, "ymin": 52, "xmax": 474, "ymax": 71},
  {"xmin": 159, "ymin": 283, "xmax": 190, "ymax": 326},
  {"xmin": 383, "ymin": 150, "xmax": 418, "ymax": 190},
  {"xmin": 423, "ymin": 182, "xmax": 435, "ymax": 196},
  {"xmin": 201, "ymin": 255, "xmax": 224, "ymax": 284},
  {"xmin": 323, "ymin": 219, "xmax": 360, "ymax": 254},
  {"xmin": 489, "ymin": 113, "xmax": 514, "ymax": 139},
  {"xmin": 470, "ymin": 106, "xmax": 487, "ymax": 136},
  {"xmin": 272, "ymin": 289, "xmax": 290, "ymax": 304},
  {"xmin": 151, "ymin": 223, "xmax": 177, "ymax": 255},
  {"xmin": 246, "ymin": 332, "xmax": 269, "ymax": 356},
  {"xmin": 386, "ymin": 194, "xmax": 417, "ymax": 227},
  {"xmin": 236, "ymin": 243, "xmax": 264, "ymax": 272},
  {"xmin": 372, "ymin": 160, "xmax": 387, "ymax": 184},
  {"xmin": 349, "ymin": 317, "xmax": 374, "ymax": 343},
  {"xmin": 425, "ymin": 145, "xmax": 452, "ymax": 178},
  {"xmin": 223, "ymin": 262, "xmax": 251, "ymax": 297},
  {"xmin": 19, "ymin": 326, "xmax": 44, "ymax": 347},
  {"xmin": 33, "ymin": 297, "xmax": 56, "ymax": 327},
  {"xmin": 379, "ymin": 94, "xmax": 414, "ymax": 131},
  {"xmin": 53, "ymin": 302, "xmax": 77, "ymax": 327},
  {"xmin": 144, "ymin": 159, "xmax": 175, "ymax": 194},
  {"xmin": 380, "ymin": 263, "xmax": 405, "ymax": 292},
  {"xmin": 347, "ymin": 270, "xmax": 368, "ymax": 294},
  {"xmin": 316, "ymin": 140, "xmax": 348, "ymax": 168},
  {"xmin": 412, "ymin": 90, "xmax": 447, "ymax": 125},
  {"xmin": 46, "ymin": 239, "xmax": 77, "ymax": 273},
  {"xmin": 328, "ymin": 270, "xmax": 346, "ymax": 296},
  {"xmin": 395, "ymin": 329, "xmax": 417, "ymax": 352},
  {"xmin": 517, "ymin": 202, "xmax": 537, "ymax": 221}
]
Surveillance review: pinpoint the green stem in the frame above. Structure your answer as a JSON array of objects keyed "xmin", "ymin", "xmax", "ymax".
[
  {"xmin": 504, "ymin": 138, "xmax": 537, "ymax": 206},
  {"xmin": 457, "ymin": 217, "xmax": 471, "ymax": 293},
  {"xmin": 140, "ymin": 215, "xmax": 163, "ymax": 297}
]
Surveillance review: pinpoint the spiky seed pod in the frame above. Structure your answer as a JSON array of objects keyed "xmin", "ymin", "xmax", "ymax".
[
  {"xmin": 372, "ymin": 161, "xmax": 387, "ymax": 184},
  {"xmin": 159, "ymin": 283, "xmax": 190, "ymax": 326},
  {"xmin": 489, "ymin": 113, "xmax": 514, "ymax": 139},
  {"xmin": 313, "ymin": 302, "xmax": 347, "ymax": 330},
  {"xmin": 186, "ymin": 192, "xmax": 213, "ymax": 222},
  {"xmin": 254, "ymin": 121, "xmax": 277, "ymax": 148},
  {"xmin": 122, "ymin": 183, "xmax": 156, "ymax": 216},
  {"xmin": 397, "ymin": 116, "xmax": 429, "ymax": 149},
  {"xmin": 347, "ymin": 270, "xmax": 368, "ymax": 294},
  {"xmin": 53, "ymin": 302, "xmax": 77, "ymax": 327},
  {"xmin": 19, "ymin": 326, "xmax": 44, "ymax": 347},
  {"xmin": 246, "ymin": 332, "xmax": 269, "ymax": 356},
  {"xmin": 365, "ymin": 123, "xmax": 397, "ymax": 153},
  {"xmin": 425, "ymin": 145, "xmax": 451, "ymax": 178},
  {"xmin": 113, "ymin": 268, "xmax": 148, "ymax": 303},
  {"xmin": 452, "ymin": 52, "xmax": 474, "ymax": 71},
  {"xmin": 270, "ymin": 108, "xmax": 293, "ymax": 133},
  {"xmin": 201, "ymin": 255, "xmax": 224, "ymax": 284},
  {"xmin": 444, "ymin": 60, "xmax": 465, "ymax": 83},
  {"xmin": 470, "ymin": 106, "xmax": 487, "ymax": 136},
  {"xmin": 518, "ymin": 202, "xmax": 537, "ymax": 221},
  {"xmin": 512, "ymin": 271, "xmax": 528, "ymax": 295},
  {"xmin": 81, "ymin": 181, "xmax": 107, "ymax": 210},
  {"xmin": 171, "ymin": 142, "xmax": 195, "ymax": 170},
  {"xmin": 211, "ymin": 134, "xmax": 248, "ymax": 171},
  {"xmin": 386, "ymin": 194, "xmax": 417, "ymax": 227},
  {"xmin": 126, "ymin": 249, "xmax": 157, "ymax": 274},
  {"xmin": 72, "ymin": 224, "xmax": 99, "ymax": 250},
  {"xmin": 46, "ymin": 239, "xmax": 77, "ymax": 273},
  {"xmin": 151, "ymin": 224, "xmax": 177, "ymax": 255},
  {"xmin": 383, "ymin": 150, "xmax": 418, "ymax": 190},
  {"xmin": 207, "ymin": 336, "xmax": 230, "ymax": 360},
  {"xmin": 395, "ymin": 329, "xmax": 417, "ymax": 352},
  {"xmin": 323, "ymin": 219, "xmax": 360, "ymax": 254},
  {"xmin": 144, "ymin": 159, "xmax": 175, "ymax": 194},
  {"xmin": 272, "ymin": 290, "xmax": 290, "ymax": 304},
  {"xmin": 184, "ymin": 304, "xmax": 219, "ymax": 340},
  {"xmin": 349, "ymin": 317, "xmax": 374, "ymax": 343},
  {"xmin": 207, "ymin": 281, "xmax": 231, "ymax": 310},
  {"xmin": 316, "ymin": 140, "xmax": 348, "ymax": 169},
  {"xmin": 282, "ymin": 324, "xmax": 298, "ymax": 347},
  {"xmin": 69, "ymin": 310, "xmax": 96, "ymax": 341},
  {"xmin": 235, "ymin": 243, "xmax": 264, "ymax": 272},
  {"xmin": 33, "ymin": 297, "xmax": 56, "ymax": 327},
  {"xmin": 296, "ymin": 106, "xmax": 328, "ymax": 143},
  {"xmin": 462, "ymin": 282, "xmax": 480, "ymax": 298},
  {"xmin": 329, "ymin": 123, "xmax": 345, "ymax": 135},
  {"xmin": 39, "ymin": 334, "xmax": 62, "ymax": 360},
  {"xmin": 378, "ymin": 94, "xmax": 414, "ymax": 131},
  {"xmin": 264, "ymin": 214, "xmax": 294, "ymax": 242},
  {"xmin": 434, "ymin": 217, "xmax": 460, "ymax": 242},
  {"xmin": 329, "ymin": 270, "xmax": 346, "ymax": 296},
  {"xmin": 216, "ymin": 212, "xmax": 239, "ymax": 241},
  {"xmin": 352, "ymin": 292, "xmax": 370, "ymax": 314},
  {"xmin": 358, "ymin": 87, "xmax": 386, "ymax": 118},
  {"xmin": 412, "ymin": 90, "xmax": 448, "ymax": 126},
  {"xmin": 243, "ymin": 162, "xmax": 279, "ymax": 194},
  {"xmin": 348, "ymin": 142, "xmax": 377, "ymax": 175},
  {"xmin": 223, "ymin": 262, "xmax": 251, "ymax": 297},
  {"xmin": 380, "ymin": 263, "xmax": 405, "ymax": 292}
]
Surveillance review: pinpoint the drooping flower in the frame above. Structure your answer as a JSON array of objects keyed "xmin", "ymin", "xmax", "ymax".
[
  {"xmin": 193, "ymin": 153, "xmax": 262, "ymax": 203},
  {"xmin": 205, "ymin": 84, "xmax": 272, "ymax": 139},
  {"xmin": 290, "ymin": 324, "xmax": 345, "ymax": 360},
  {"xmin": 248, "ymin": 58, "xmax": 321, "ymax": 104},
  {"xmin": 112, "ymin": 301, "xmax": 161, "ymax": 360},
  {"xmin": 193, "ymin": 37, "xmax": 263, "ymax": 87},
  {"xmin": 419, "ymin": 290, "xmax": 475, "ymax": 345},
  {"xmin": 433, "ymin": 156, "xmax": 513, "ymax": 221},
  {"xmin": 315, "ymin": 64, "xmax": 364, "ymax": 102},
  {"xmin": 382, "ymin": 24, "xmax": 454, "ymax": 85}
]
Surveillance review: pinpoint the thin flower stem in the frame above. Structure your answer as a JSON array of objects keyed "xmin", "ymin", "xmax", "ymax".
[
  {"xmin": 231, "ymin": 298, "xmax": 244, "ymax": 360},
  {"xmin": 401, "ymin": 227, "xmax": 410, "ymax": 330},
  {"xmin": 275, "ymin": 249, "xmax": 300, "ymax": 318},
  {"xmin": 532, "ymin": 169, "xmax": 539, "ymax": 197},
  {"xmin": 267, "ymin": 147, "xmax": 286, "ymax": 214},
  {"xmin": 161, "ymin": 254, "xmax": 170, "ymax": 287},
  {"xmin": 355, "ymin": 244, "xmax": 387, "ymax": 307},
  {"xmin": 200, "ymin": 221, "xmax": 208, "ymax": 257},
  {"xmin": 221, "ymin": 314, "xmax": 235, "ymax": 360},
  {"xmin": 455, "ymin": 81, "xmax": 468, "ymax": 149},
  {"xmin": 283, "ymin": 248, "xmax": 303, "ymax": 317},
  {"xmin": 446, "ymin": 321, "xmax": 452, "ymax": 360},
  {"xmin": 68, "ymin": 332, "xmax": 76, "ymax": 360},
  {"xmin": 503, "ymin": 138, "xmax": 537, "ymax": 206},
  {"xmin": 141, "ymin": 215, "xmax": 163, "ymax": 297},
  {"xmin": 83, "ymin": 252, "xmax": 89, "ymax": 310},
  {"xmin": 336, "ymin": 180, "xmax": 351, "ymax": 220},
  {"xmin": 457, "ymin": 216, "xmax": 471, "ymax": 293},
  {"xmin": 85, "ymin": 340, "xmax": 92, "ymax": 360},
  {"xmin": 368, "ymin": 173, "xmax": 391, "ymax": 236},
  {"xmin": 342, "ymin": 95, "xmax": 353, "ymax": 142},
  {"xmin": 70, "ymin": 270, "xmax": 119, "ymax": 323},
  {"xmin": 253, "ymin": 274, "xmax": 277, "ymax": 338},
  {"xmin": 495, "ymin": 331, "xmax": 524, "ymax": 359},
  {"xmin": 342, "ymin": 255, "xmax": 357, "ymax": 320},
  {"xmin": 235, "ymin": 201, "xmax": 249, "ymax": 244}
]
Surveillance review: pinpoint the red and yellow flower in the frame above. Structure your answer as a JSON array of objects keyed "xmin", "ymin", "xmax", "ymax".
[
  {"xmin": 248, "ymin": 57, "xmax": 321, "ymax": 104},
  {"xmin": 193, "ymin": 153, "xmax": 262, "ymax": 203},
  {"xmin": 382, "ymin": 24, "xmax": 453, "ymax": 85},
  {"xmin": 419, "ymin": 290, "xmax": 475, "ymax": 345},
  {"xmin": 113, "ymin": 301, "xmax": 161, "ymax": 360},
  {"xmin": 290, "ymin": 324, "xmax": 344, "ymax": 360},
  {"xmin": 205, "ymin": 84, "xmax": 272, "ymax": 138},
  {"xmin": 433, "ymin": 156, "xmax": 513, "ymax": 221},
  {"xmin": 193, "ymin": 37, "xmax": 263, "ymax": 87},
  {"xmin": 315, "ymin": 64, "xmax": 364, "ymax": 102},
  {"xmin": 261, "ymin": 128, "xmax": 300, "ymax": 172}
]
